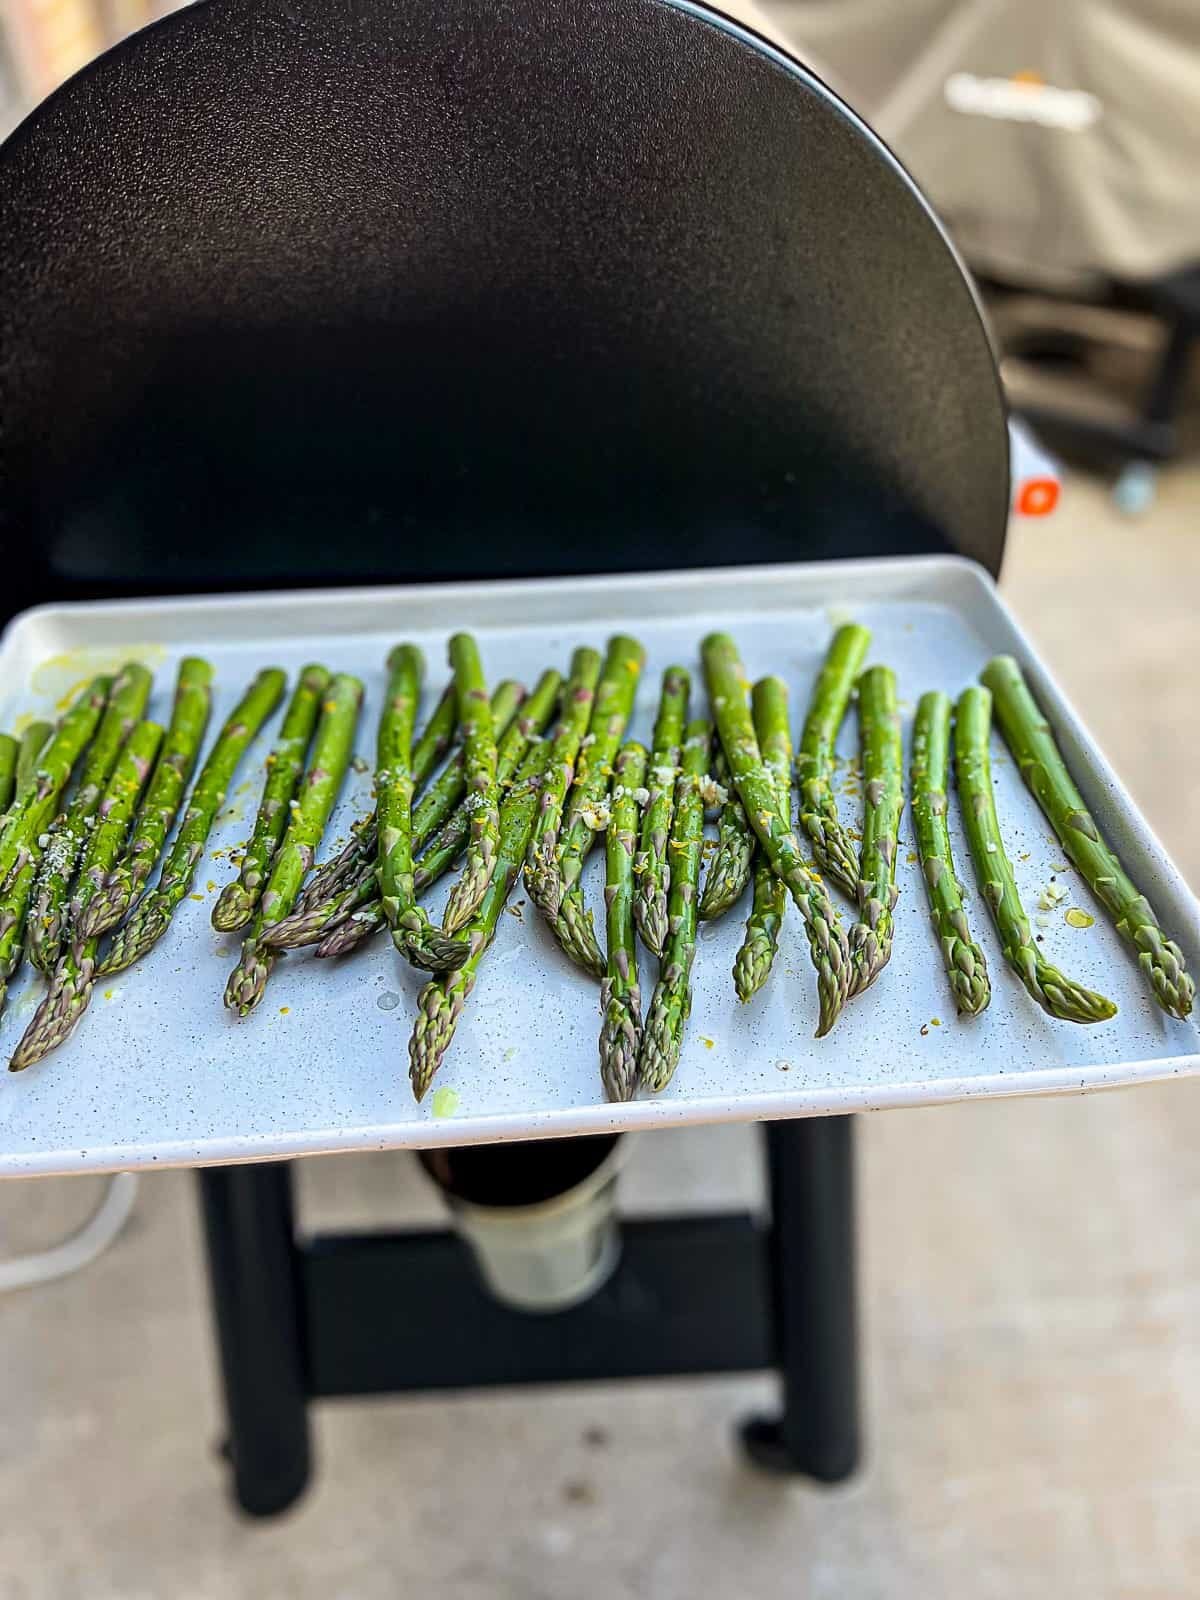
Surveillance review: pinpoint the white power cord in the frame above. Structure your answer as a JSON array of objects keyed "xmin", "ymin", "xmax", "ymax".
[{"xmin": 0, "ymin": 1173, "xmax": 139, "ymax": 1294}]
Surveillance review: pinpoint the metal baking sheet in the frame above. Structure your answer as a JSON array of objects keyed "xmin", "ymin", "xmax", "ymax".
[{"xmin": 0, "ymin": 556, "xmax": 1196, "ymax": 1178}]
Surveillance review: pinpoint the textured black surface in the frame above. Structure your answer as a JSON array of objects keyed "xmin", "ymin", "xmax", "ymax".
[{"xmin": 0, "ymin": 0, "xmax": 1008, "ymax": 612}]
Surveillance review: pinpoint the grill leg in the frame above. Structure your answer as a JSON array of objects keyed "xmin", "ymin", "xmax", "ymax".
[
  {"xmin": 197, "ymin": 1162, "xmax": 311, "ymax": 1516},
  {"xmin": 741, "ymin": 1115, "xmax": 860, "ymax": 1481}
]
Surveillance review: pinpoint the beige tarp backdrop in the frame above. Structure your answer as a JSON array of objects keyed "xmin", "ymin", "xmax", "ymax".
[{"xmin": 721, "ymin": 0, "xmax": 1200, "ymax": 293}]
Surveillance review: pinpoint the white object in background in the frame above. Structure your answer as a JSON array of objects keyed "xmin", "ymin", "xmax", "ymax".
[
  {"xmin": 0, "ymin": 1173, "xmax": 137, "ymax": 1294},
  {"xmin": 1009, "ymin": 416, "xmax": 1060, "ymax": 518},
  {"xmin": 444, "ymin": 1144, "xmax": 625, "ymax": 1313}
]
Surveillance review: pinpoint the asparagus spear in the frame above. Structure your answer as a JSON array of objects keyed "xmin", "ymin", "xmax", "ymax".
[
  {"xmin": 633, "ymin": 666, "xmax": 690, "ymax": 956},
  {"xmin": 15, "ymin": 722, "xmax": 53, "ymax": 803},
  {"xmin": 440, "ymin": 634, "xmax": 502, "ymax": 935},
  {"xmin": 0, "ymin": 736, "xmax": 16, "ymax": 815},
  {"xmin": 10, "ymin": 720, "xmax": 164, "ymax": 1070},
  {"xmin": 266, "ymin": 680, "xmax": 530, "ymax": 952},
  {"xmin": 697, "ymin": 746, "xmax": 755, "ymax": 919},
  {"xmin": 955, "ymin": 687, "xmax": 1116, "ymax": 1024},
  {"xmin": 0, "ymin": 679, "xmax": 113, "ymax": 1011},
  {"xmin": 211, "ymin": 664, "xmax": 331, "ymax": 932},
  {"xmin": 702, "ymin": 632, "xmax": 852, "ymax": 1037},
  {"xmin": 313, "ymin": 896, "xmax": 383, "ymax": 958},
  {"xmin": 637, "ymin": 720, "xmax": 711, "ymax": 1091},
  {"xmin": 599, "ymin": 742, "xmax": 648, "ymax": 1103},
  {"xmin": 549, "ymin": 635, "xmax": 646, "ymax": 976},
  {"xmin": 79, "ymin": 657, "xmax": 214, "ymax": 939},
  {"xmin": 733, "ymin": 677, "xmax": 791, "ymax": 1002},
  {"xmin": 847, "ymin": 665, "xmax": 903, "ymax": 995},
  {"xmin": 525, "ymin": 646, "xmax": 604, "ymax": 918},
  {"xmin": 98, "ymin": 668, "xmax": 287, "ymax": 975},
  {"xmin": 283, "ymin": 681, "xmax": 516, "ymax": 936},
  {"xmin": 910, "ymin": 691, "xmax": 990, "ymax": 1016},
  {"xmin": 372, "ymin": 644, "xmax": 473, "ymax": 973},
  {"xmin": 409, "ymin": 741, "xmax": 553, "ymax": 1101},
  {"xmin": 982, "ymin": 654, "xmax": 1193, "ymax": 1020},
  {"xmin": 796, "ymin": 623, "xmax": 871, "ymax": 898},
  {"xmin": 0, "ymin": 675, "xmax": 112, "ymax": 891},
  {"xmin": 27, "ymin": 662, "xmax": 154, "ymax": 974},
  {"xmin": 226, "ymin": 674, "xmax": 363, "ymax": 1013}
]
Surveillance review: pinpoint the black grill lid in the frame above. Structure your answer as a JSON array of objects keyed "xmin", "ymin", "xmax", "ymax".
[{"xmin": 0, "ymin": 0, "xmax": 1008, "ymax": 611}]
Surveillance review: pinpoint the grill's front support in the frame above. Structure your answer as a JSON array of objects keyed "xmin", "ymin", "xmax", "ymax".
[
  {"xmin": 197, "ymin": 1163, "xmax": 311, "ymax": 1516},
  {"xmin": 195, "ymin": 1116, "xmax": 860, "ymax": 1516}
]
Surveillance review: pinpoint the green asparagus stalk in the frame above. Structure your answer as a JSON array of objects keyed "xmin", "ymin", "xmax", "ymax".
[
  {"xmin": 283, "ymin": 681, "xmax": 517, "ymax": 936},
  {"xmin": 0, "ymin": 736, "xmax": 16, "ymax": 815},
  {"xmin": 982, "ymin": 654, "xmax": 1193, "ymax": 1020},
  {"xmin": 796, "ymin": 623, "xmax": 871, "ymax": 898},
  {"xmin": 549, "ymin": 635, "xmax": 646, "ymax": 976},
  {"xmin": 27, "ymin": 662, "xmax": 154, "ymax": 973},
  {"xmin": 78, "ymin": 657, "xmax": 214, "ymax": 939},
  {"xmin": 266, "ymin": 680, "xmax": 530, "ymax": 952},
  {"xmin": 409, "ymin": 741, "xmax": 553, "ymax": 1100},
  {"xmin": 374, "ymin": 643, "xmax": 468, "ymax": 971},
  {"xmin": 0, "ymin": 675, "xmax": 112, "ymax": 892},
  {"xmin": 599, "ymin": 742, "xmax": 648, "ymax": 1103},
  {"xmin": 225, "ymin": 674, "xmax": 363, "ymax": 1013},
  {"xmin": 637, "ymin": 720, "xmax": 711, "ymax": 1091},
  {"xmin": 440, "ymin": 634, "xmax": 502, "ymax": 935},
  {"xmin": 954, "ymin": 687, "xmax": 1116, "ymax": 1025},
  {"xmin": 314, "ymin": 896, "xmax": 383, "ymax": 958},
  {"xmin": 633, "ymin": 666, "xmax": 690, "ymax": 956},
  {"xmin": 697, "ymin": 746, "xmax": 755, "ymax": 919},
  {"xmin": 910, "ymin": 691, "xmax": 990, "ymax": 1016},
  {"xmin": 847, "ymin": 665, "xmax": 904, "ymax": 995},
  {"xmin": 212, "ymin": 664, "xmax": 331, "ymax": 932},
  {"xmin": 98, "ymin": 667, "xmax": 287, "ymax": 975},
  {"xmin": 733, "ymin": 677, "xmax": 791, "ymax": 1002},
  {"xmin": 525, "ymin": 646, "xmax": 604, "ymax": 917},
  {"xmin": 15, "ymin": 722, "xmax": 53, "ymax": 803},
  {"xmin": 10, "ymin": 720, "xmax": 164, "ymax": 1070},
  {"xmin": 702, "ymin": 632, "xmax": 852, "ymax": 1037},
  {"xmin": 0, "ymin": 679, "xmax": 112, "ymax": 1013}
]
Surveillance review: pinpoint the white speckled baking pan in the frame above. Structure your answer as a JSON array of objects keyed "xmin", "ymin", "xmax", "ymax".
[{"xmin": 0, "ymin": 555, "xmax": 1196, "ymax": 1178}]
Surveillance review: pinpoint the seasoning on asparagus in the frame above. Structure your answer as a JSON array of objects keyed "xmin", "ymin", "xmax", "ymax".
[
  {"xmin": 525, "ymin": 646, "xmax": 603, "ymax": 918},
  {"xmin": 599, "ymin": 742, "xmax": 648, "ymax": 1103},
  {"xmin": 225, "ymin": 673, "xmax": 363, "ymax": 1013},
  {"xmin": 702, "ymin": 632, "xmax": 852, "ymax": 1036},
  {"xmin": 548, "ymin": 635, "xmax": 646, "ymax": 976},
  {"xmin": 212, "ymin": 664, "xmax": 331, "ymax": 932},
  {"xmin": 0, "ymin": 736, "xmax": 16, "ymax": 815},
  {"xmin": 98, "ymin": 667, "xmax": 287, "ymax": 975},
  {"xmin": 910, "ymin": 691, "xmax": 990, "ymax": 1016},
  {"xmin": 633, "ymin": 665, "xmax": 690, "ymax": 956},
  {"xmin": 848, "ymin": 665, "xmax": 904, "ymax": 995},
  {"xmin": 440, "ymin": 634, "xmax": 502, "ymax": 935},
  {"xmin": 0, "ymin": 678, "xmax": 112, "ymax": 1015},
  {"xmin": 14, "ymin": 722, "xmax": 52, "ymax": 804},
  {"xmin": 982, "ymin": 654, "xmax": 1193, "ymax": 1019},
  {"xmin": 638, "ymin": 720, "xmax": 711, "ymax": 1092},
  {"xmin": 27, "ymin": 662, "xmax": 153, "ymax": 973},
  {"xmin": 409, "ymin": 742, "xmax": 553, "ymax": 1101},
  {"xmin": 11, "ymin": 720, "xmax": 163, "ymax": 1069},
  {"xmin": 0, "ymin": 675, "xmax": 111, "ymax": 892},
  {"xmin": 733, "ymin": 677, "xmax": 791, "ymax": 1002},
  {"xmin": 80, "ymin": 658, "xmax": 215, "ymax": 938},
  {"xmin": 955, "ymin": 686, "xmax": 1116, "ymax": 1024},
  {"xmin": 279, "ymin": 681, "xmax": 520, "ymax": 946},
  {"xmin": 286, "ymin": 672, "xmax": 557, "ymax": 956},
  {"xmin": 698, "ymin": 745, "xmax": 755, "ymax": 920},
  {"xmin": 796, "ymin": 623, "xmax": 871, "ymax": 897},
  {"xmin": 371, "ymin": 643, "xmax": 468, "ymax": 971}
]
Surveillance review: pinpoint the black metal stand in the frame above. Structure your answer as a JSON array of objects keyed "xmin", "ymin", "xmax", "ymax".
[{"xmin": 196, "ymin": 1117, "xmax": 860, "ymax": 1516}]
